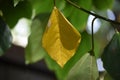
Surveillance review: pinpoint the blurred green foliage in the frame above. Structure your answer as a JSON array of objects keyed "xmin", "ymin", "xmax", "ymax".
[{"xmin": 0, "ymin": 0, "xmax": 119, "ymax": 80}]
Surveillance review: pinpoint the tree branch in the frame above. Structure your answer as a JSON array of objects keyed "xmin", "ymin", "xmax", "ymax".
[{"xmin": 66, "ymin": 0, "xmax": 120, "ymax": 25}]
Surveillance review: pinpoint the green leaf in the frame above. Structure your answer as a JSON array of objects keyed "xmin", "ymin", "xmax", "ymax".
[
  {"xmin": 14, "ymin": 0, "xmax": 32, "ymax": 19},
  {"xmin": 101, "ymin": 32, "xmax": 120, "ymax": 80},
  {"xmin": 63, "ymin": 0, "xmax": 92, "ymax": 31},
  {"xmin": 0, "ymin": 16, "xmax": 12, "ymax": 55},
  {"xmin": 0, "ymin": 0, "xmax": 15, "ymax": 28},
  {"xmin": 13, "ymin": 0, "xmax": 22, "ymax": 6},
  {"xmin": 93, "ymin": 0, "xmax": 114, "ymax": 10},
  {"xmin": 94, "ymin": 39, "xmax": 101, "ymax": 58},
  {"xmin": 25, "ymin": 13, "xmax": 49, "ymax": 64},
  {"xmin": 29, "ymin": 0, "xmax": 51, "ymax": 14},
  {"xmin": 45, "ymin": 31, "xmax": 91, "ymax": 80},
  {"xmin": 29, "ymin": 0, "xmax": 65, "ymax": 14},
  {"xmin": 66, "ymin": 53, "xmax": 99, "ymax": 80},
  {"xmin": 0, "ymin": 0, "xmax": 32, "ymax": 28},
  {"xmin": 62, "ymin": 2, "xmax": 74, "ymax": 17},
  {"xmin": 104, "ymin": 73, "xmax": 113, "ymax": 80},
  {"xmin": 0, "ymin": 0, "xmax": 14, "ymax": 10}
]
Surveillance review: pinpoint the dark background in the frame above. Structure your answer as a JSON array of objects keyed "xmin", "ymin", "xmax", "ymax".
[{"xmin": 0, "ymin": 44, "xmax": 56, "ymax": 80}]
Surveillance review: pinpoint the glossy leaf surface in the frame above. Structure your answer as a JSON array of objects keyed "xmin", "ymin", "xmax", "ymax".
[
  {"xmin": 101, "ymin": 32, "xmax": 120, "ymax": 80},
  {"xmin": 0, "ymin": 16, "xmax": 12, "ymax": 55}
]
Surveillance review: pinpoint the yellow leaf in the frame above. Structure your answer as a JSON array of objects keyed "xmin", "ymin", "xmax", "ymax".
[{"xmin": 42, "ymin": 7, "xmax": 81, "ymax": 67}]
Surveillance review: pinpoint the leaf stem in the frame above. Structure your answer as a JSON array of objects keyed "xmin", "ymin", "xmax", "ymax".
[
  {"xmin": 90, "ymin": 17, "xmax": 97, "ymax": 56},
  {"xmin": 66, "ymin": 0, "xmax": 120, "ymax": 25},
  {"xmin": 53, "ymin": 0, "xmax": 56, "ymax": 6}
]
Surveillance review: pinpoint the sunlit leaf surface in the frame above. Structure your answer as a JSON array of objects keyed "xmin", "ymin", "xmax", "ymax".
[{"xmin": 42, "ymin": 7, "xmax": 81, "ymax": 67}]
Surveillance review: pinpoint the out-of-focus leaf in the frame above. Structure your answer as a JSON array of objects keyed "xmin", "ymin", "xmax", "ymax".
[
  {"xmin": 25, "ymin": 13, "xmax": 49, "ymax": 64},
  {"xmin": 0, "ymin": 0, "xmax": 32, "ymax": 28},
  {"xmin": 42, "ymin": 7, "xmax": 81, "ymax": 67},
  {"xmin": 93, "ymin": 0, "xmax": 114, "ymax": 10},
  {"xmin": 101, "ymin": 32, "xmax": 120, "ymax": 80},
  {"xmin": 0, "ymin": 0, "xmax": 14, "ymax": 10},
  {"xmin": 63, "ymin": 0, "xmax": 92, "ymax": 31},
  {"xmin": 0, "ymin": 16, "xmax": 12, "ymax": 55},
  {"xmin": 14, "ymin": 0, "xmax": 32, "ymax": 19},
  {"xmin": 66, "ymin": 53, "xmax": 99, "ymax": 80},
  {"xmin": 62, "ymin": 2, "xmax": 74, "ymax": 18},
  {"xmin": 94, "ymin": 39, "xmax": 101, "ymax": 58},
  {"xmin": 29, "ymin": 0, "xmax": 65, "ymax": 14},
  {"xmin": 104, "ymin": 73, "xmax": 113, "ymax": 80},
  {"xmin": 0, "ymin": 0, "xmax": 14, "ymax": 26},
  {"xmin": 13, "ymin": 0, "xmax": 22, "ymax": 6},
  {"xmin": 45, "ymin": 31, "xmax": 91, "ymax": 80}
]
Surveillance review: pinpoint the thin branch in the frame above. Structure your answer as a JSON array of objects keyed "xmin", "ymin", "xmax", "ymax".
[
  {"xmin": 90, "ymin": 17, "xmax": 97, "ymax": 56},
  {"xmin": 66, "ymin": 0, "xmax": 120, "ymax": 25}
]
